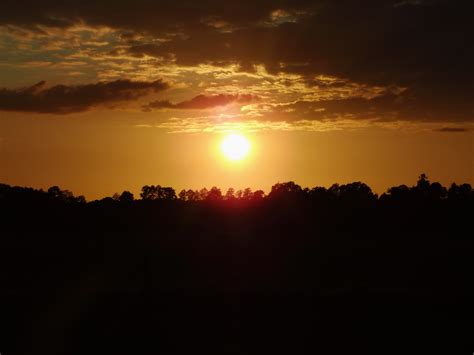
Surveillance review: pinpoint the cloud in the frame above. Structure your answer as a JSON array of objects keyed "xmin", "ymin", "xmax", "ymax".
[
  {"xmin": 0, "ymin": 1, "xmax": 473, "ymax": 123},
  {"xmin": 119, "ymin": 1, "xmax": 473, "ymax": 123},
  {"xmin": 0, "ymin": 79, "xmax": 168, "ymax": 114},
  {"xmin": 266, "ymin": 88, "xmax": 473, "ymax": 123},
  {"xmin": 136, "ymin": 116, "xmax": 373, "ymax": 134},
  {"xmin": 0, "ymin": 1, "xmax": 310, "ymax": 32},
  {"xmin": 144, "ymin": 93, "xmax": 259, "ymax": 111},
  {"xmin": 434, "ymin": 127, "xmax": 469, "ymax": 133}
]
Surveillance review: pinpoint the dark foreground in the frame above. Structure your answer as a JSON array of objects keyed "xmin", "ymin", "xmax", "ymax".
[{"xmin": 1, "ymin": 177, "xmax": 473, "ymax": 355}]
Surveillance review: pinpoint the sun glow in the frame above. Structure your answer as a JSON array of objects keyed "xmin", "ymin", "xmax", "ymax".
[{"xmin": 221, "ymin": 133, "xmax": 251, "ymax": 161}]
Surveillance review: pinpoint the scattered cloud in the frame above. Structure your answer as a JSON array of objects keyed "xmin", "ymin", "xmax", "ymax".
[
  {"xmin": 0, "ymin": 1, "xmax": 472, "ymax": 125},
  {"xmin": 0, "ymin": 79, "xmax": 168, "ymax": 114},
  {"xmin": 143, "ymin": 93, "xmax": 259, "ymax": 111},
  {"xmin": 135, "ymin": 116, "xmax": 374, "ymax": 134},
  {"xmin": 434, "ymin": 127, "xmax": 470, "ymax": 133}
]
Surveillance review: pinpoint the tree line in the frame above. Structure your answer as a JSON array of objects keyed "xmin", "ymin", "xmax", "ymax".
[
  {"xmin": 1, "ymin": 173, "xmax": 473, "ymax": 355},
  {"xmin": 1, "ymin": 174, "xmax": 472, "ymax": 205}
]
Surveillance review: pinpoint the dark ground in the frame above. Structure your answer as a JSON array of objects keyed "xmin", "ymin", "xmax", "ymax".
[{"xmin": 1, "ymin": 178, "xmax": 473, "ymax": 354}]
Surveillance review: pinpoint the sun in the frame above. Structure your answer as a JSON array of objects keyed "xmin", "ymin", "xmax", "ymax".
[{"xmin": 221, "ymin": 133, "xmax": 251, "ymax": 161}]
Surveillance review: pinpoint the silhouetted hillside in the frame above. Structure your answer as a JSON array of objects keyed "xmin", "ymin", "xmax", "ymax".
[{"xmin": 1, "ymin": 175, "xmax": 473, "ymax": 355}]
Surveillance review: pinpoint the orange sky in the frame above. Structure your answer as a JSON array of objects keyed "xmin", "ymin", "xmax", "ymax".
[
  {"xmin": 1, "ymin": 110, "xmax": 472, "ymax": 199},
  {"xmin": 0, "ymin": 1, "xmax": 473, "ymax": 199}
]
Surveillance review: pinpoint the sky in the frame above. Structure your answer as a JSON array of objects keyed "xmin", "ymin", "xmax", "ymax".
[{"xmin": 0, "ymin": 0, "xmax": 473, "ymax": 199}]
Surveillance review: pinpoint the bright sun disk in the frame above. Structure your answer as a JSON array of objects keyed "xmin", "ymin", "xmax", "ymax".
[{"xmin": 221, "ymin": 133, "xmax": 251, "ymax": 161}]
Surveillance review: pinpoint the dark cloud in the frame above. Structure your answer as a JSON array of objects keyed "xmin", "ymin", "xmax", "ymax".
[
  {"xmin": 434, "ymin": 127, "xmax": 470, "ymax": 133},
  {"xmin": 0, "ymin": 79, "xmax": 169, "ymax": 114},
  {"xmin": 125, "ymin": 1, "xmax": 473, "ymax": 122},
  {"xmin": 269, "ymin": 94, "xmax": 400, "ymax": 122},
  {"xmin": 272, "ymin": 88, "xmax": 473, "ymax": 123},
  {"xmin": 1, "ymin": 0, "xmax": 473, "ymax": 122},
  {"xmin": 317, "ymin": 87, "xmax": 474, "ymax": 122},
  {"xmin": 144, "ymin": 94, "xmax": 259, "ymax": 111},
  {"xmin": 0, "ymin": 1, "xmax": 311, "ymax": 32}
]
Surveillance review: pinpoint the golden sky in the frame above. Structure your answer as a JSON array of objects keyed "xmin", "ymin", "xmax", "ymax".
[{"xmin": 0, "ymin": 1, "xmax": 473, "ymax": 199}]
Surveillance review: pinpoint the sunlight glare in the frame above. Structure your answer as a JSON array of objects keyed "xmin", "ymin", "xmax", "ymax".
[{"xmin": 221, "ymin": 133, "xmax": 251, "ymax": 161}]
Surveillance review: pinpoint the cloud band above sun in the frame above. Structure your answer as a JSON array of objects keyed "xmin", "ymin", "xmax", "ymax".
[
  {"xmin": 0, "ymin": 0, "xmax": 472, "ymax": 131},
  {"xmin": 0, "ymin": 79, "xmax": 169, "ymax": 114}
]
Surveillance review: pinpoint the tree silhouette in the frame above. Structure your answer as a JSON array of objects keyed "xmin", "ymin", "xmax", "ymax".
[
  {"xmin": 118, "ymin": 191, "xmax": 134, "ymax": 203},
  {"xmin": 140, "ymin": 185, "xmax": 176, "ymax": 200},
  {"xmin": 1, "ymin": 175, "xmax": 473, "ymax": 354},
  {"xmin": 206, "ymin": 187, "xmax": 223, "ymax": 201},
  {"xmin": 199, "ymin": 188, "xmax": 209, "ymax": 200},
  {"xmin": 268, "ymin": 181, "xmax": 303, "ymax": 199},
  {"xmin": 225, "ymin": 187, "xmax": 236, "ymax": 201},
  {"xmin": 448, "ymin": 183, "xmax": 473, "ymax": 200}
]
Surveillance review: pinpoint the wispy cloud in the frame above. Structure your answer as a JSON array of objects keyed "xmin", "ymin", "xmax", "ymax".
[
  {"xmin": 135, "ymin": 115, "xmax": 375, "ymax": 134},
  {"xmin": 0, "ymin": 79, "xmax": 168, "ymax": 114},
  {"xmin": 434, "ymin": 127, "xmax": 470, "ymax": 133},
  {"xmin": 0, "ymin": 1, "xmax": 472, "ymax": 125},
  {"xmin": 143, "ymin": 93, "xmax": 260, "ymax": 111}
]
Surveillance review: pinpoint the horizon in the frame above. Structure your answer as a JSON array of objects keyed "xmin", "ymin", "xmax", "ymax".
[
  {"xmin": 2, "ymin": 172, "xmax": 470, "ymax": 202},
  {"xmin": 2, "ymin": 127, "xmax": 472, "ymax": 200}
]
